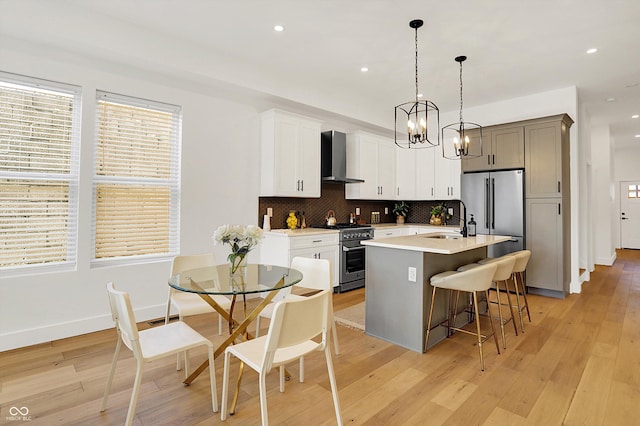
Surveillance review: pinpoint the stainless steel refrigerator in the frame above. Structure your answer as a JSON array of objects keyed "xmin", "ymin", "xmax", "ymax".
[{"xmin": 461, "ymin": 169, "xmax": 524, "ymax": 258}]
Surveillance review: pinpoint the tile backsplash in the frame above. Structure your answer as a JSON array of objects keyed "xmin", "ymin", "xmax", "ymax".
[{"xmin": 258, "ymin": 183, "xmax": 460, "ymax": 229}]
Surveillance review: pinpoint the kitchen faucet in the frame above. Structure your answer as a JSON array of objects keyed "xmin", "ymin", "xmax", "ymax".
[{"xmin": 442, "ymin": 199, "xmax": 468, "ymax": 237}]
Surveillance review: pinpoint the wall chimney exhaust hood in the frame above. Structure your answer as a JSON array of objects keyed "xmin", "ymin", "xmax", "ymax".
[{"xmin": 321, "ymin": 131, "xmax": 364, "ymax": 183}]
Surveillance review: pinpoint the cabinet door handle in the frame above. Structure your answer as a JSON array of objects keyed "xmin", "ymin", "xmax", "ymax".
[
  {"xmin": 557, "ymin": 181, "xmax": 561, "ymax": 193},
  {"xmin": 397, "ymin": 187, "xmax": 399, "ymax": 196},
  {"xmin": 492, "ymin": 154, "xmax": 495, "ymax": 165},
  {"xmin": 487, "ymin": 154, "xmax": 491, "ymax": 165},
  {"xmin": 431, "ymin": 187, "xmax": 434, "ymax": 196},
  {"xmin": 312, "ymin": 240, "xmax": 322, "ymax": 243},
  {"xmin": 558, "ymin": 203, "xmax": 561, "ymax": 215},
  {"xmin": 301, "ymin": 180, "xmax": 304, "ymax": 191}
]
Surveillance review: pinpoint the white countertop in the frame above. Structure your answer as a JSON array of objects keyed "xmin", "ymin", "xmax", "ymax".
[
  {"xmin": 362, "ymin": 233, "xmax": 512, "ymax": 255},
  {"xmin": 264, "ymin": 228, "xmax": 338, "ymax": 236}
]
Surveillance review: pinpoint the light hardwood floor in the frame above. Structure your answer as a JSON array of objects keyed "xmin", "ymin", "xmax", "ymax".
[{"xmin": 2, "ymin": 249, "xmax": 640, "ymax": 425}]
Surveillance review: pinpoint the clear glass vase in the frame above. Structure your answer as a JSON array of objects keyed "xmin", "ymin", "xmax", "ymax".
[{"xmin": 229, "ymin": 254, "xmax": 248, "ymax": 280}]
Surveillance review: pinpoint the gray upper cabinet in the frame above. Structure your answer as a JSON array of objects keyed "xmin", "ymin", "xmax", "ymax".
[
  {"xmin": 461, "ymin": 126, "xmax": 524, "ymax": 172},
  {"xmin": 525, "ymin": 115, "xmax": 573, "ymax": 198}
]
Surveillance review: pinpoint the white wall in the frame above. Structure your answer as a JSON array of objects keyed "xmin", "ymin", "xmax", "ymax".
[
  {"xmin": 590, "ymin": 126, "xmax": 616, "ymax": 265},
  {"xmin": 613, "ymin": 145, "xmax": 640, "ymax": 248}
]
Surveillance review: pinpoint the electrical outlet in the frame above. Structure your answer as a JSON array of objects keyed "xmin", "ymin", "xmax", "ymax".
[
  {"xmin": 267, "ymin": 207, "xmax": 273, "ymax": 217},
  {"xmin": 355, "ymin": 207, "xmax": 360, "ymax": 215},
  {"xmin": 448, "ymin": 207, "xmax": 454, "ymax": 216},
  {"xmin": 385, "ymin": 207, "xmax": 389, "ymax": 214},
  {"xmin": 408, "ymin": 267, "xmax": 417, "ymax": 282}
]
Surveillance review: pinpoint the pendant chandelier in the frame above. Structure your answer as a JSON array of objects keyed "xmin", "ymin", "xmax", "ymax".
[
  {"xmin": 441, "ymin": 55, "xmax": 483, "ymax": 159},
  {"xmin": 394, "ymin": 19, "xmax": 439, "ymax": 149}
]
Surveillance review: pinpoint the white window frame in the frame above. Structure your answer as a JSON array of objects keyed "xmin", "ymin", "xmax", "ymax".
[
  {"xmin": 0, "ymin": 72, "xmax": 81, "ymax": 276},
  {"xmin": 91, "ymin": 91, "xmax": 181, "ymax": 267}
]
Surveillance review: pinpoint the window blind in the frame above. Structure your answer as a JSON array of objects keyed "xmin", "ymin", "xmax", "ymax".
[
  {"xmin": 92, "ymin": 92, "xmax": 180, "ymax": 262},
  {"xmin": 0, "ymin": 73, "xmax": 80, "ymax": 271}
]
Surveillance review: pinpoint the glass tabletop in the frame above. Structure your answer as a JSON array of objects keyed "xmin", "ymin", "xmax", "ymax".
[{"xmin": 168, "ymin": 263, "xmax": 303, "ymax": 295}]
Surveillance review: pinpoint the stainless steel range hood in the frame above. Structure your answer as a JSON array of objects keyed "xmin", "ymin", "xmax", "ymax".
[{"xmin": 321, "ymin": 131, "xmax": 364, "ymax": 183}]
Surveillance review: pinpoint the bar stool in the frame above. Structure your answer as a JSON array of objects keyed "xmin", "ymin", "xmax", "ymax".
[
  {"xmin": 508, "ymin": 250, "xmax": 532, "ymax": 332},
  {"xmin": 425, "ymin": 262, "xmax": 500, "ymax": 371},
  {"xmin": 478, "ymin": 256, "xmax": 518, "ymax": 349}
]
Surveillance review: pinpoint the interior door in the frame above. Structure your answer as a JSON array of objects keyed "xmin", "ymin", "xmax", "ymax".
[{"xmin": 620, "ymin": 181, "xmax": 640, "ymax": 249}]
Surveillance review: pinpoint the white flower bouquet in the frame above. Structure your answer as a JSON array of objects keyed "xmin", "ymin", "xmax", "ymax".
[{"xmin": 213, "ymin": 224, "xmax": 264, "ymax": 273}]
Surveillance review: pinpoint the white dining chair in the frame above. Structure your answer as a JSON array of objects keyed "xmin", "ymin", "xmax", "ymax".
[
  {"xmin": 255, "ymin": 256, "xmax": 340, "ymax": 389},
  {"xmin": 101, "ymin": 282, "xmax": 218, "ymax": 426},
  {"xmin": 221, "ymin": 289, "xmax": 342, "ymax": 425},
  {"xmin": 255, "ymin": 257, "xmax": 340, "ymax": 354},
  {"xmin": 165, "ymin": 253, "xmax": 231, "ymax": 375}
]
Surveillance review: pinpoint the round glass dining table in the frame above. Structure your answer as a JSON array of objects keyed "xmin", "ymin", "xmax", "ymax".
[
  {"xmin": 168, "ymin": 263, "xmax": 302, "ymax": 295},
  {"xmin": 168, "ymin": 263, "xmax": 303, "ymax": 386}
]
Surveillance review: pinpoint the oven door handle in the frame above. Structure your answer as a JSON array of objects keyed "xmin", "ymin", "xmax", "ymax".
[{"xmin": 342, "ymin": 245, "xmax": 366, "ymax": 252}]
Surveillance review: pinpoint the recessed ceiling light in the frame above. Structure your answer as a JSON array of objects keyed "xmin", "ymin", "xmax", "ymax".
[
  {"xmin": 273, "ymin": 25, "xmax": 284, "ymax": 32},
  {"xmin": 606, "ymin": 97, "xmax": 616, "ymax": 102},
  {"xmin": 636, "ymin": 134, "xmax": 640, "ymax": 138},
  {"xmin": 417, "ymin": 93, "xmax": 423, "ymax": 98},
  {"xmin": 586, "ymin": 48, "xmax": 598, "ymax": 54},
  {"xmin": 632, "ymin": 114, "xmax": 639, "ymax": 119},
  {"xmin": 360, "ymin": 67, "xmax": 369, "ymax": 72}
]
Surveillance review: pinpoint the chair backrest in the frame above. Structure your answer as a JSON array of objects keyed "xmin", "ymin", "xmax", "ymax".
[
  {"xmin": 261, "ymin": 289, "xmax": 330, "ymax": 372},
  {"xmin": 291, "ymin": 256, "xmax": 331, "ymax": 291},
  {"xmin": 434, "ymin": 262, "xmax": 498, "ymax": 292},
  {"xmin": 508, "ymin": 250, "xmax": 531, "ymax": 273},
  {"xmin": 171, "ymin": 253, "xmax": 217, "ymax": 275},
  {"xmin": 106, "ymin": 282, "xmax": 141, "ymax": 354},
  {"xmin": 491, "ymin": 256, "xmax": 516, "ymax": 281}
]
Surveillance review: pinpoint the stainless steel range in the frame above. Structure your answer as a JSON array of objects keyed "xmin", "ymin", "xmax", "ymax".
[{"xmin": 313, "ymin": 223, "xmax": 374, "ymax": 293}]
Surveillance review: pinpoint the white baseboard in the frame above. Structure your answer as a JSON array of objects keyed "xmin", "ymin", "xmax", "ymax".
[
  {"xmin": 595, "ymin": 252, "xmax": 617, "ymax": 266},
  {"xmin": 0, "ymin": 304, "xmax": 166, "ymax": 352}
]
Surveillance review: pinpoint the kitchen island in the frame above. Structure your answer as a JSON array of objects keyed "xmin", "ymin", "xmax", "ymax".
[{"xmin": 361, "ymin": 232, "xmax": 511, "ymax": 353}]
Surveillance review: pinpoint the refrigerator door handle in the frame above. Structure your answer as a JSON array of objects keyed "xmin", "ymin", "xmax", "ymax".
[
  {"xmin": 484, "ymin": 178, "xmax": 490, "ymax": 229},
  {"xmin": 491, "ymin": 178, "xmax": 495, "ymax": 229}
]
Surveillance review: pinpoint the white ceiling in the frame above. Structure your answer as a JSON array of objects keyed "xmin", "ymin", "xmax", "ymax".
[{"xmin": 2, "ymin": 0, "xmax": 640, "ymax": 146}]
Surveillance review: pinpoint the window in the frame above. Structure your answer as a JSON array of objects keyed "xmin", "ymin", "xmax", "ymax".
[
  {"xmin": 0, "ymin": 73, "xmax": 81, "ymax": 273},
  {"xmin": 628, "ymin": 184, "xmax": 639, "ymax": 199},
  {"xmin": 92, "ymin": 92, "xmax": 181, "ymax": 264}
]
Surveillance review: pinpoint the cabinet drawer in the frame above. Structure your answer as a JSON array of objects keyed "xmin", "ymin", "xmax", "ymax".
[{"xmin": 289, "ymin": 233, "xmax": 339, "ymax": 249}]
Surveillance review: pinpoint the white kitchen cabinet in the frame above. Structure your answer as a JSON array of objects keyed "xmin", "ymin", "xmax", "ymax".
[
  {"xmin": 374, "ymin": 227, "xmax": 407, "ymax": 238},
  {"xmin": 259, "ymin": 231, "xmax": 340, "ymax": 289},
  {"xmin": 345, "ymin": 132, "xmax": 396, "ymax": 200},
  {"xmin": 260, "ymin": 109, "xmax": 322, "ymax": 198},
  {"xmin": 434, "ymin": 152, "xmax": 461, "ymax": 200},
  {"xmin": 395, "ymin": 147, "xmax": 417, "ymax": 200},
  {"xmin": 415, "ymin": 147, "xmax": 437, "ymax": 200},
  {"xmin": 395, "ymin": 146, "xmax": 438, "ymax": 201}
]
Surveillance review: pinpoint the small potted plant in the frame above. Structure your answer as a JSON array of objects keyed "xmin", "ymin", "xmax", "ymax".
[
  {"xmin": 393, "ymin": 201, "xmax": 409, "ymax": 224},
  {"xmin": 430, "ymin": 203, "xmax": 445, "ymax": 226}
]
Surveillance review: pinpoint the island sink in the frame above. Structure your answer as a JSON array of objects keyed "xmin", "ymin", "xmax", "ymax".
[{"xmin": 423, "ymin": 233, "xmax": 461, "ymax": 240}]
